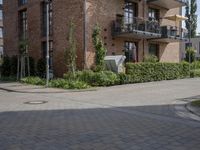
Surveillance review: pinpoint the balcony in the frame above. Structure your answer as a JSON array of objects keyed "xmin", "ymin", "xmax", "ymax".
[
  {"xmin": 147, "ymin": 0, "xmax": 187, "ymax": 9},
  {"xmin": 150, "ymin": 26, "xmax": 188, "ymax": 43},
  {"xmin": 112, "ymin": 17, "xmax": 161, "ymax": 39}
]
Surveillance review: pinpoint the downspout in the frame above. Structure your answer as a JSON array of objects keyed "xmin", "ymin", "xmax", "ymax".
[{"xmin": 83, "ymin": 0, "xmax": 87, "ymax": 69}]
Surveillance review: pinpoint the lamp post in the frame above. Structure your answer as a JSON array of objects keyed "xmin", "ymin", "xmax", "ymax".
[
  {"xmin": 45, "ymin": 0, "xmax": 50, "ymax": 87},
  {"xmin": 188, "ymin": 0, "xmax": 192, "ymax": 76},
  {"xmin": 188, "ymin": 14, "xmax": 191, "ymax": 65}
]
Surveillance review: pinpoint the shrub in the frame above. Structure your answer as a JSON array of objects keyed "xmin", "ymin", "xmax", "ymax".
[
  {"xmin": 37, "ymin": 58, "xmax": 46, "ymax": 78},
  {"xmin": 0, "ymin": 76, "xmax": 17, "ymax": 81},
  {"xmin": 1, "ymin": 56, "xmax": 11, "ymax": 76},
  {"xmin": 190, "ymin": 69, "xmax": 200, "ymax": 78},
  {"xmin": 191, "ymin": 61, "xmax": 200, "ymax": 70},
  {"xmin": 90, "ymin": 71, "xmax": 119, "ymax": 86},
  {"xmin": 64, "ymin": 70, "xmax": 119, "ymax": 86},
  {"xmin": 185, "ymin": 47, "xmax": 196, "ymax": 63},
  {"xmin": 117, "ymin": 73, "xmax": 132, "ymax": 84},
  {"xmin": 126, "ymin": 62, "xmax": 190, "ymax": 83},
  {"xmin": 21, "ymin": 77, "xmax": 45, "ymax": 85},
  {"xmin": 92, "ymin": 25, "xmax": 107, "ymax": 71},
  {"xmin": 144, "ymin": 55, "xmax": 158, "ymax": 63},
  {"xmin": 49, "ymin": 78, "xmax": 90, "ymax": 89},
  {"xmin": 68, "ymin": 80, "xmax": 90, "ymax": 89},
  {"xmin": 49, "ymin": 78, "xmax": 69, "ymax": 89}
]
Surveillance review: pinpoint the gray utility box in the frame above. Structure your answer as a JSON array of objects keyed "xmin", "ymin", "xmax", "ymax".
[{"xmin": 104, "ymin": 55, "xmax": 126, "ymax": 73}]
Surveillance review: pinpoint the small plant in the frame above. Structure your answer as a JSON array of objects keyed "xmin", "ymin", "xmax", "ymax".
[
  {"xmin": 68, "ymin": 80, "xmax": 90, "ymax": 89},
  {"xmin": 185, "ymin": 47, "xmax": 196, "ymax": 63},
  {"xmin": 64, "ymin": 20, "xmax": 77, "ymax": 76},
  {"xmin": 92, "ymin": 24, "xmax": 107, "ymax": 71},
  {"xmin": 21, "ymin": 77, "xmax": 45, "ymax": 85},
  {"xmin": 144, "ymin": 55, "xmax": 158, "ymax": 63}
]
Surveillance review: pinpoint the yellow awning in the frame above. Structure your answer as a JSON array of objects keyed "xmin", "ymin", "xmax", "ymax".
[
  {"xmin": 164, "ymin": 15, "xmax": 188, "ymax": 27},
  {"xmin": 164, "ymin": 15, "xmax": 188, "ymax": 21}
]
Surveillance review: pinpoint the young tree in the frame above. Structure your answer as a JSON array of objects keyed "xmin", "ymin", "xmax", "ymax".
[
  {"xmin": 92, "ymin": 25, "xmax": 107, "ymax": 71},
  {"xmin": 185, "ymin": 0, "xmax": 197, "ymax": 38},
  {"xmin": 64, "ymin": 21, "xmax": 77, "ymax": 76}
]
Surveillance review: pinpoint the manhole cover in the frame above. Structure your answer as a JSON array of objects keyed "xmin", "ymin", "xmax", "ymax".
[{"xmin": 24, "ymin": 101, "xmax": 48, "ymax": 105}]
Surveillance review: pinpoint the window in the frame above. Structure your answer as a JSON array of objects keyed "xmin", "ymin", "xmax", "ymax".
[
  {"xmin": 148, "ymin": 8, "xmax": 159, "ymax": 21},
  {"xmin": 185, "ymin": 42, "xmax": 192, "ymax": 50},
  {"xmin": 124, "ymin": 2, "xmax": 138, "ymax": 25},
  {"xmin": 19, "ymin": 0, "xmax": 27, "ymax": 6},
  {"xmin": 42, "ymin": 1, "xmax": 53, "ymax": 36},
  {"xmin": 0, "ymin": 0, "xmax": 3, "ymax": 5},
  {"xmin": 19, "ymin": 10, "xmax": 27, "ymax": 39},
  {"xmin": 42, "ymin": 41, "xmax": 53, "ymax": 69},
  {"xmin": 0, "ymin": 27, "xmax": 3, "ymax": 38},
  {"xmin": 149, "ymin": 44, "xmax": 159, "ymax": 58},
  {"xmin": 0, "ymin": 10, "xmax": 3, "ymax": 20},
  {"xmin": 124, "ymin": 41, "xmax": 138, "ymax": 62}
]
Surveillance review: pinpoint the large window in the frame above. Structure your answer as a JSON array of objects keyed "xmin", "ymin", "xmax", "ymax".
[
  {"xmin": 19, "ymin": 10, "xmax": 27, "ymax": 39},
  {"xmin": 148, "ymin": 8, "xmax": 159, "ymax": 21},
  {"xmin": 19, "ymin": 0, "xmax": 27, "ymax": 6},
  {"xmin": 124, "ymin": 41, "xmax": 138, "ymax": 62},
  {"xmin": 42, "ymin": 41, "xmax": 53, "ymax": 69},
  {"xmin": 124, "ymin": 2, "xmax": 138, "ymax": 25},
  {"xmin": 149, "ymin": 44, "xmax": 159, "ymax": 58},
  {"xmin": 42, "ymin": 1, "xmax": 53, "ymax": 36}
]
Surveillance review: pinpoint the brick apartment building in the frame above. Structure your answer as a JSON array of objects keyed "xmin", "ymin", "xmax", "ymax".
[
  {"xmin": 0, "ymin": 0, "xmax": 3, "ymax": 59},
  {"xmin": 4, "ymin": 0, "xmax": 187, "ymax": 76}
]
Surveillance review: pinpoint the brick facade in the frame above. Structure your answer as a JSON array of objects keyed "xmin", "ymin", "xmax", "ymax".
[{"xmin": 4, "ymin": 0, "xmax": 186, "ymax": 77}]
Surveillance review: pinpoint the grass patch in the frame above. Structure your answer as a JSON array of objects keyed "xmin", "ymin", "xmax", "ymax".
[{"xmin": 191, "ymin": 100, "xmax": 200, "ymax": 107}]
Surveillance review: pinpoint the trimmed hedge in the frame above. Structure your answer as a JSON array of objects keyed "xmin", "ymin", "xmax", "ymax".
[
  {"xmin": 126, "ymin": 62, "xmax": 190, "ymax": 83},
  {"xmin": 190, "ymin": 69, "xmax": 200, "ymax": 78}
]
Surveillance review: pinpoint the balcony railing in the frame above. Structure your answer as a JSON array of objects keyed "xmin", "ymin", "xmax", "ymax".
[
  {"xmin": 112, "ymin": 17, "xmax": 161, "ymax": 39},
  {"xmin": 160, "ymin": 26, "xmax": 188, "ymax": 41},
  {"xmin": 147, "ymin": 0, "xmax": 187, "ymax": 9}
]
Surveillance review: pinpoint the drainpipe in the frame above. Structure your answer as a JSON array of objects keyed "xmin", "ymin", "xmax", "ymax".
[{"xmin": 83, "ymin": 0, "xmax": 87, "ymax": 69}]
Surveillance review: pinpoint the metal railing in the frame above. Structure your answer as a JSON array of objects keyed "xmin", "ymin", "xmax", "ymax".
[
  {"xmin": 112, "ymin": 17, "xmax": 160, "ymax": 36},
  {"xmin": 160, "ymin": 26, "xmax": 188, "ymax": 40}
]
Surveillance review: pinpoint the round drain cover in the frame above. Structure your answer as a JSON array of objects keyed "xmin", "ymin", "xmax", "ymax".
[{"xmin": 24, "ymin": 101, "xmax": 48, "ymax": 105}]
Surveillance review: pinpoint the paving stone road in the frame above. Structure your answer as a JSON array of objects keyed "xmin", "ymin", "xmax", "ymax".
[{"xmin": 0, "ymin": 78, "xmax": 200, "ymax": 150}]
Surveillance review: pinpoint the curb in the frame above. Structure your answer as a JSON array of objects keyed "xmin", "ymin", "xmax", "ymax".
[{"xmin": 0, "ymin": 86, "xmax": 98, "ymax": 94}]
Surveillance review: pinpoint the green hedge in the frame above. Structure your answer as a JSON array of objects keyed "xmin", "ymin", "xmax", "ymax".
[
  {"xmin": 190, "ymin": 69, "xmax": 200, "ymax": 78},
  {"xmin": 21, "ymin": 77, "xmax": 90, "ymax": 89},
  {"xmin": 126, "ymin": 62, "xmax": 190, "ymax": 83},
  {"xmin": 64, "ymin": 70, "xmax": 119, "ymax": 86}
]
